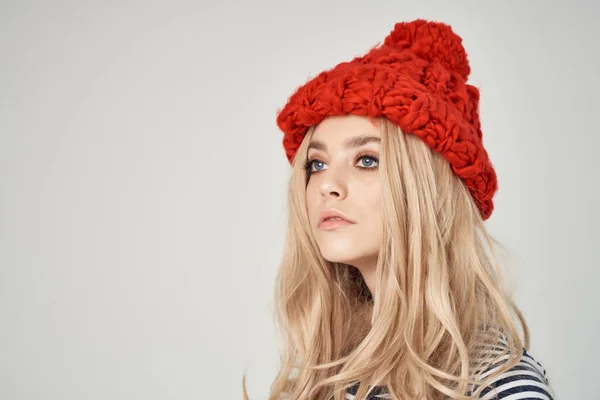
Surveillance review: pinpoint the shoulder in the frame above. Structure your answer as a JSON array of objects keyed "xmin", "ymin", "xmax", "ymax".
[
  {"xmin": 476, "ymin": 347, "xmax": 555, "ymax": 399},
  {"xmin": 345, "ymin": 341, "xmax": 555, "ymax": 399},
  {"xmin": 345, "ymin": 382, "xmax": 390, "ymax": 400}
]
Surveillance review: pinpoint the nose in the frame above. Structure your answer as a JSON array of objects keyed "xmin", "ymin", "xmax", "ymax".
[{"xmin": 319, "ymin": 167, "xmax": 348, "ymax": 199}]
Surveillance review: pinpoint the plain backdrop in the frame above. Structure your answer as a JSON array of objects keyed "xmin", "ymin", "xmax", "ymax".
[{"xmin": 1, "ymin": 0, "xmax": 598, "ymax": 399}]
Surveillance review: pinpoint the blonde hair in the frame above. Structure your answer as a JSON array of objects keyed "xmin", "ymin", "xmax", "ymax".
[{"xmin": 243, "ymin": 117, "xmax": 530, "ymax": 399}]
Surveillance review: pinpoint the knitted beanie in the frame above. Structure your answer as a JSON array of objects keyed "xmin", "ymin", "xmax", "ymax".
[{"xmin": 275, "ymin": 19, "xmax": 498, "ymax": 220}]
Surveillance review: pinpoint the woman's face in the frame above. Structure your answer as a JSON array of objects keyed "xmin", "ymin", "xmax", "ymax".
[{"xmin": 305, "ymin": 114, "xmax": 382, "ymax": 273}]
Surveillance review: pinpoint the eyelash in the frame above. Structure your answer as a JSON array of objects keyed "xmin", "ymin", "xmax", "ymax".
[{"xmin": 302, "ymin": 152, "xmax": 379, "ymax": 174}]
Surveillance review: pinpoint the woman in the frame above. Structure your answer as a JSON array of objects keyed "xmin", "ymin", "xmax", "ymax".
[{"xmin": 244, "ymin": 19, "xmax": 555, "ymax": 399}]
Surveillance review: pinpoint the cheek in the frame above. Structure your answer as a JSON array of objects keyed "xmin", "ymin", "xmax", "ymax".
[
  {"xmin": 357, "ymin": 185, "xmax": 383, "ymax": 233},
  {"xmin": 357, "ymin": 182, "xmax": 382, "ymax": 213},
  {"xmin": 362, "ymin": 186, "xmax": 383, "ymax": 239}
]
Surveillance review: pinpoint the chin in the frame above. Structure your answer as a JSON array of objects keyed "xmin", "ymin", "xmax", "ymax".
[
  {"xmin": 318, "ymin": 245, "xmax": 371, "ymax": 266},
  {"xmin": 314, "ymin": 232, "xmax": 379, "ymax": 266},
  {"xmin": 320, "ymin": 251, "xmax": 356, "ymax": 265}
]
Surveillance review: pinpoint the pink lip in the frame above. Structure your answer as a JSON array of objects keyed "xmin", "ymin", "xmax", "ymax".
[
  {"xmin": 318, "ymin": 208, "xmax": 356, "ymax": 230},
  {"xmin": 319, "ymin": 219, "xmax": 354, "ymax": 230}
]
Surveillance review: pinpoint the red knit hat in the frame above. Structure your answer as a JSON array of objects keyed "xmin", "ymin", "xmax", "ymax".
[{"xmin": 275, "ymin": 19, "xmax": 498, "ymax": 220}]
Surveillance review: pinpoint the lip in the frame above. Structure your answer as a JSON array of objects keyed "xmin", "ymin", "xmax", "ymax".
[{"xmin": 318, "ymin": 208, "xmax": 356, "ymax": 229}]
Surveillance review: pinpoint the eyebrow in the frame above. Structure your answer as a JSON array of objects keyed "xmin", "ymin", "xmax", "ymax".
[{"xmin": 307, "ymin": 134, "xmax": 381, "ymax": 152}]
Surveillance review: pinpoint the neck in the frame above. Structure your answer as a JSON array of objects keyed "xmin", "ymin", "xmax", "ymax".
[
  {"xmin": 362, "ymin": 268, "xmax": 376, "ymax": 298},
  {"xmin": 353, "ymin": 257, "xmax": 377, "ymax": 297}
]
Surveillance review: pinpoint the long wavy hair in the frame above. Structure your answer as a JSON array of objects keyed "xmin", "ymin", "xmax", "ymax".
[{"xmin": 242, "ymin": 116, "xmax": 530, "ymax": 399}]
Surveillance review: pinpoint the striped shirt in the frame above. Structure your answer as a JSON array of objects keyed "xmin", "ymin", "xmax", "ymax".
[{"xmin": 344, "ymin": 347, "xmax": 554, "ymax": 400}]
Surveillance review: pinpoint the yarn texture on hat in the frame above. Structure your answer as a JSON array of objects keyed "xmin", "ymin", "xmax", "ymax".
[{"xmin": 276, "ymin": 19, "xmax": 498, "ymax": 220}]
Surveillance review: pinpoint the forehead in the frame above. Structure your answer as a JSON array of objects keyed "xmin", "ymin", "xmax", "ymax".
[{"xmin": 309, "ymin": 115, "xmax": 381, "ymax": 146}]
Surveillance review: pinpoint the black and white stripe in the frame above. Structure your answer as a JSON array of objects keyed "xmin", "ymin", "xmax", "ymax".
[
  {"xmin": 344, "ymin": 346, "xmax": 554, "ymax": 399},
  {"xmin": 475, "ymin": 347, "xmax": 554, "ymax": 399}
]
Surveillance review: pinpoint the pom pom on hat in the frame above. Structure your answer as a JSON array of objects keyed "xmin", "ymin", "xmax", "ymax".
[{"xmin": 383, "ymin": 19, "xmax": 471, "ymax": 80}]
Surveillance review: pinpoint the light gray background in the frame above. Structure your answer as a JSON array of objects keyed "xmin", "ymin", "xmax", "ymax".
[{"xmin": 1, "ymin": 0, "xmax": 598, "ymax": 399}]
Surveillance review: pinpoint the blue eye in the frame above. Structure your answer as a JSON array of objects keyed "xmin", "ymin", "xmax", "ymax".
[
  {"xmin": 357, "ymin": 155, "xmax": 378, "ymax": 169},
  {"xmin": 302, "ymin": 153, "xmax": 379, "ymax": 175},
  {"xmin": 302, "ymin": 159, "xmax": 327, "ymax": 173},
  {"xmin": 312, "ymin": 160, "xmax": 326, "ymax": 171}
]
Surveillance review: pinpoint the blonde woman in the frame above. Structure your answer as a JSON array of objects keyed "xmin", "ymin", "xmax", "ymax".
[{"xmin": 244, "ymin": 19, "xmax": 556, "ymax": 399}]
